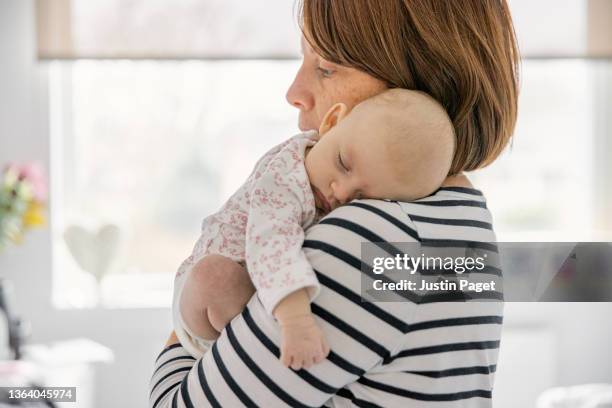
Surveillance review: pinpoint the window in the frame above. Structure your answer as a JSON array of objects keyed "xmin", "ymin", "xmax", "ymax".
[
  {"xmin": 470, "ymin": 60, "xmax": 611, "ymax": 241},
  {"xmin": 50, "ymin": 59, "xmax": 611, "ymax": 308},
  {"xmin": 50, "ymin": 60, "xmax": 301, "ymax": 307}
]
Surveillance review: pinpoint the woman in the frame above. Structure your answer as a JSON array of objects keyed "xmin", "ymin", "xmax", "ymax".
[{"xmin": 149, "ymin": 0, "xmax": 519, "ymax": 406}]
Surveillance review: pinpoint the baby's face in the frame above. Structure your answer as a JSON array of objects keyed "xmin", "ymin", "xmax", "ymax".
[{"xmin": 304, "ymin": 105, "xmax": 404, "ymax": 214}]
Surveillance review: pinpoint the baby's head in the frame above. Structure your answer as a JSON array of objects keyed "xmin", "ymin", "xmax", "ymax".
[{"xmin": 304, "ymin": 88, "xmax": 455, "ymax": 214}]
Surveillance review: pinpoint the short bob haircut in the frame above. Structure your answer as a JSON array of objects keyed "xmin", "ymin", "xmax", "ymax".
[{"xmin": 297, "ymin": 0, "xmax": 520, "ymax": 175}]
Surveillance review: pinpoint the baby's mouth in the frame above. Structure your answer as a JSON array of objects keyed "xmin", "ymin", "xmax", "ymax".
[{"xmin": 313, "ymin": 186, "xmax": 331, "ymax": 213}]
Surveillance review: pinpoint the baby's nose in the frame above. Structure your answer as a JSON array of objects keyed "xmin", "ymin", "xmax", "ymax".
[{"xmin": 331, "ymin": 182, "xmax": 352, "ymax": 204}]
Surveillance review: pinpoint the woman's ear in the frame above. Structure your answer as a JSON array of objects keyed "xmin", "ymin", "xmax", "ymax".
[{"xmin": 319, "ymin": 103, "xmax": 349, "ymax": 136}]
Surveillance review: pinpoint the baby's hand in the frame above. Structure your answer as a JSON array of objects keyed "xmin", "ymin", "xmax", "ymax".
[{"xmin": 279, "ymin": 314, "xmax": 330, "ymax": 370}]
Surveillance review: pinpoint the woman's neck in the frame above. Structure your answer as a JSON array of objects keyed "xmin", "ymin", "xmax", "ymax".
[{"xmin": 440, "ymin": 173, "xmax": 474, "ymax": 188}]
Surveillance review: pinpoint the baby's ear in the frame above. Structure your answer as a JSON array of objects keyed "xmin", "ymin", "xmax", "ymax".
[{"xmin": 319, "ymin": 103, "xmax": 348, "ymax": 135}]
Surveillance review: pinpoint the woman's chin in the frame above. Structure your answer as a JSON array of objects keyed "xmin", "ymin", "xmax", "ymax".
[{"xmin": 298, "ymin": 116, "xmax": 319, "ymax": 132}]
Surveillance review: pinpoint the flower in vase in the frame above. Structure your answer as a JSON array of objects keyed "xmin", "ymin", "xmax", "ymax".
[{"xmin": 0, "ymin": 162, "xmax": 48, "ymax": 250}]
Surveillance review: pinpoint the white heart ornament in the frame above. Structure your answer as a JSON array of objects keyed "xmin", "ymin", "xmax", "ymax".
[{"xmin": 63, "ymin": 224, "xmax": 121, "ymax": 282}]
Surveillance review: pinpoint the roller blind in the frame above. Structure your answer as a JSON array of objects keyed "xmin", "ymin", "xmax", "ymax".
[
  {"xmin": 508, "ymin": 0, "xmax": 612, "ymax": 58},
  {"xmin": 36, "ymin": 0, "xmax": 612, "ymax": 60},
  {"xmin": 36, "ymin": 0, "xmax": 302, "ymax": 59}
]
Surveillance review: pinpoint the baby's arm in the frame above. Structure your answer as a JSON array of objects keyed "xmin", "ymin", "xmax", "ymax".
[
  {"xmin": 245, "ymin": 138, "xmax": 328, "ymax": 369},
  {"xmin": 273, "ymin": 288, "xmax": 329, "ymax": 370}
]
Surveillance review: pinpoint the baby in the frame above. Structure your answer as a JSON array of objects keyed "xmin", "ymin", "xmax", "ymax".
[{"xmin": 173, "ymin": 88, "xmax": 455, "ymax": 369}]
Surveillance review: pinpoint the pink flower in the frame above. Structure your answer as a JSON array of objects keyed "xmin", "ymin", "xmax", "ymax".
[{"xmin": 12, "ymin": 162, "xmax": 47, "ymax": 202}]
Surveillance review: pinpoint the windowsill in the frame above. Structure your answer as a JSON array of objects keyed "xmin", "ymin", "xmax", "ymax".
[
  {"xmin": 52, "ymin": 255, "xmax": 173, "ymax": 310},
  {"xmin": 496, "ymin": 229, "xmax": 612, "ymax": 242},
  {"xmin": 50, "ymin": 228, "xmax": 612, "ymax": 310}
]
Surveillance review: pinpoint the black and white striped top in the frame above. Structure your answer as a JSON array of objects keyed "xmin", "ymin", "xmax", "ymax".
[{"xmin": 149, "ymin": 187, "xmax": 503, "ymax": 408}]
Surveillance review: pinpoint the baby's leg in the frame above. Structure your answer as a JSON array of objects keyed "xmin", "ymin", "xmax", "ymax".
[{"xmin": 179, "ymin": 254, "xmax": 255, "ymax": 341}]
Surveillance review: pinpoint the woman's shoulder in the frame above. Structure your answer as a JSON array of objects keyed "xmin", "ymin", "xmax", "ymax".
[
  {"xmin": 402, "ymin": 186, "xmax": 496, "ymax": 242},
  {"xmin": 404, "ymin": 186, "xmax": 490, "ymax": 214},
  {"xmin": 305, "ymin": 187, "xmax": 496, "ymax": 244},
  {"xmin": 306, "ymin": 199, "xmax": 421, "ymax": 244}
]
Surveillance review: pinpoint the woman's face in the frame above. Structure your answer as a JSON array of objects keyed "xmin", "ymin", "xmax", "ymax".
[{"xmin": 286, "ymin": 37, "xmax": 388, "ymax": 131}]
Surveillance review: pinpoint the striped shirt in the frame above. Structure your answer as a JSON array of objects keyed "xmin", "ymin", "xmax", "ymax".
[{"xmin": 149, "ymin": 186, "xmax": 503, "ymax": 408}]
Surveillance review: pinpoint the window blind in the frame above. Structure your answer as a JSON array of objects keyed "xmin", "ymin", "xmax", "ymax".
[
  {"xmin": 36, "ymin": 0, "xmax": 301, "ymax": 60},
  {"xmin": 35, "ymin": 0, "xmax": 612, "ymax": 60}
]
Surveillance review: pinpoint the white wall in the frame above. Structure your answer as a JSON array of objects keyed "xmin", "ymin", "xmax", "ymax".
[
  {"xmin": 0, "ymin": 1, "xmax": 610, "ymax": 407},
  {"xmin": 0, "ymin": 2, "xmax": 170, "ymax": 407},
  {"xmin": 497, "ymin": 303, "xmax": 612, "ymax": 407}
]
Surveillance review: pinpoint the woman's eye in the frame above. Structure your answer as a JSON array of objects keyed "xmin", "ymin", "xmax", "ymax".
[{"xmin": 316, "ymin": 67, "xmax": 334, "ymax": 78}]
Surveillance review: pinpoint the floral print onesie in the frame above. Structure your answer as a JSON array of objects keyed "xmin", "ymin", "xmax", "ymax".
[{"xmin": 172, "ymin": 130, "xmax": 322, "ymax": 357}]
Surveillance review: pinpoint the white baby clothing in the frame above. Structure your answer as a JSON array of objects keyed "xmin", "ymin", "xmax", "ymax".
[{"xmin": 172, "ymin": 130, "xmax": 322, "ymax": 358}]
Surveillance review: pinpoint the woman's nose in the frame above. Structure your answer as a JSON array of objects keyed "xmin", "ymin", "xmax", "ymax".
[{"xmin": 286, "ymin": 64, "xmax": 314, "ymax": 111}]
